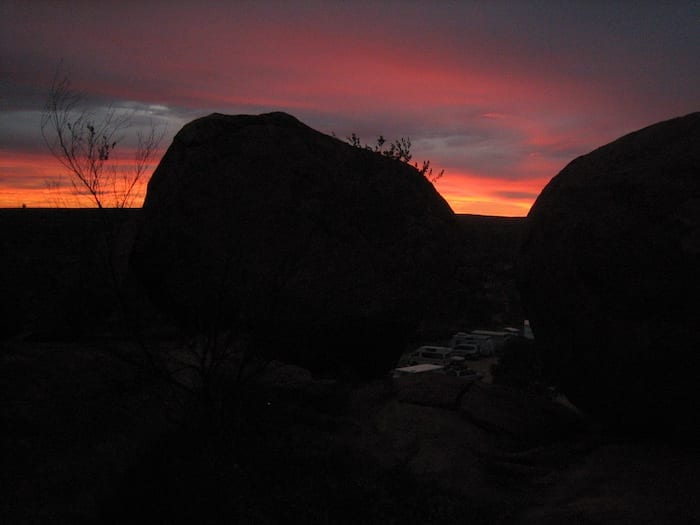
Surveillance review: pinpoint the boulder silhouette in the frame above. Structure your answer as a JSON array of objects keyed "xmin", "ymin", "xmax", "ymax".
[
  {"xmin": 518, "ymin": 112, "xmax": 700, "ymax": 434},
  {"xmin": 130, "ymin": 112, "xmax": 458, "ymax": 379}
]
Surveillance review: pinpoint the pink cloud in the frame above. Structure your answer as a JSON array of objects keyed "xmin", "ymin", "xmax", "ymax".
[{"xmin": 1, "ymin": 2, "xmax": 697, "ymax": 214}]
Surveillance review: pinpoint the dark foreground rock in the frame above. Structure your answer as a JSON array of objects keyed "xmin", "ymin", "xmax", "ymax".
[
  {"xmin": 394, "ymin": 371, "xmax": 477, "ymax": 408},
  {"xmin": 0, "ymin": 209, "xmax": 139, "ymax": 340},
  {"xmin": 519, "ymin": 112, "xmax": 700, "ymax": 434},
  {"xmin": 460, "ymin": 382, "xmax": 584, "ymax": 447},
  {"xmin": 5, "ymin": 340, "xmax": 700, "ymax": 525},
  {"xmin": 130, "ymin": 112, "xmax": 459, "ymax": 379}
]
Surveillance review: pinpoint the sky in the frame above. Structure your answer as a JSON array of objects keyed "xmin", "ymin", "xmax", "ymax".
[{"xmin": 1, "ymin": 1, "xmax": 698, "ymax": 216}]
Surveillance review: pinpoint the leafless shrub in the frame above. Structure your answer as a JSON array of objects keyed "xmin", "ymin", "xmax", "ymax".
[{"xmin": 41, "ymin": 65, "xmax": 164, "ymax": 208}]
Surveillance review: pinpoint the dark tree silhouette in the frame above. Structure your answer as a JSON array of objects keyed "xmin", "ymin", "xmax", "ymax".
[{"xmin": 41, "ymin": 66, "xmax": 163, "ymax": 208}]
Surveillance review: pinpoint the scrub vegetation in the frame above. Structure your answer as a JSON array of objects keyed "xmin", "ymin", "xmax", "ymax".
[{"xmin": 345, "ymin": 133, "xmax": 444, "ymax": 183}]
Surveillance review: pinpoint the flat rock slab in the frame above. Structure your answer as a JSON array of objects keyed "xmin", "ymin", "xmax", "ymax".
[
  {"xmin": 460, "ymin": 382, "xmax": 585, "ymax": 447},
  {"xmin": 394, "ymin": 372, "xmax": 478, "ymax": 408}
]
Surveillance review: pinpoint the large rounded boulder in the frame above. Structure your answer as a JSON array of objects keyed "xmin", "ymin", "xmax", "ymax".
[
  {"xmin": 518, "ymin": 112, "xmax": 700, "ymax": 434},
  {"xmin": 130, "ymin": 112, "xmax": 458, "ymax": 379}
]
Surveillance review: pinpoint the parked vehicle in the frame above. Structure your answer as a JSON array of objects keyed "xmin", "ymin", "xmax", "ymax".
[
  {"xmin": 405, "ymin": 346, "xmax": 463, "ymax": 366},
  {"xmin": 449, "ymin": 332, "xmax": 495, "ymax": 357},
  {"xmin": 449, "ymin": 332, "xmax": 471, "ymax": 348},
  {"xmin": 471, "ymin": 334, "xmax": 496, "ymax": 356},
  {"xmin": 470, "ymin": 330, "xmax": 514, "ymax": 354},
  {"xmin": 392, "ymin": 363, "xmax": 445, "ymax": 377},
  {"xmin": 450, "ymin": 343, "xmax": 480, "ymax": 359}
]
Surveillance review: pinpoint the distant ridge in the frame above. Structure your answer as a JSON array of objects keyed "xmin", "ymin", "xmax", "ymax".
[{"xmin": 455, "ymin": 213, "xmax": 524, "ymax": 223}]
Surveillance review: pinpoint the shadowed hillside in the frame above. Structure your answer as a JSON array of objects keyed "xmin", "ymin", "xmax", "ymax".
[
  {"xmin": 1, "ymin": 209, "xmax": 524, "ymax": 342},
  {"xmin": 455, "ymin": 214, "xmax": 525, "ymax": 257},
  {"xmin": 0, "ymin": 209, "xmax": 141, "ymax": 340},
  {"xmin": 3, "ymin": 208, "xmax": 699, "ymax": 524},
  {"xmin": 438, "ymin": 214, "xmax": 526, "ymax": 333}
]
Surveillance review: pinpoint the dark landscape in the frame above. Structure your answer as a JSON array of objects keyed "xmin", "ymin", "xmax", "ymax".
[{"xmin": 3, "ymin": 112, "xmax": 700, "ymax": 524}]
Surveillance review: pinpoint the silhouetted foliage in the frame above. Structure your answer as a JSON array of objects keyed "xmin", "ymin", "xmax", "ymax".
[
  {"xmin": 346, "ymin": 133, "xmax": 444, "ymax": 183},
  {"xmin": 41, "ymin": 63, "xmax": 164, "ymax": 208}
]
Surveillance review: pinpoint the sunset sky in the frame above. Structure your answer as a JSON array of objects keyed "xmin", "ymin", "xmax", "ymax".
[{"xmin": 1, "ymin": 1, "xmax": 698, "ymax": 215}]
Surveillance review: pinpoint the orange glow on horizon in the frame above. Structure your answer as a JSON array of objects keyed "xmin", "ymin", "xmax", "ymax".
[
  {"xmin": 437, "ymin": 171, "xmax": 548, "ymax": 217},
  {"xmin": 1, "ymin": 150, "xmax": 545, "ymax": 215},
  {"xmin": 0, "ymin": 151, "xmax": 152, "ymax": 208},
  {"xmin": 3, "ymin": 3, "xmax": 696, "ymax": 219}
]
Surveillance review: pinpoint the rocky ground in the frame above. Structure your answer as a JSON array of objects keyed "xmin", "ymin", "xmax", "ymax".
[
  {"xmin": 3, "ymin": 206, "xmax": 699, "ymax": 523},
  {"xmin": 3, "ymin": 339, "xmax": 699, "ymax": 524}
]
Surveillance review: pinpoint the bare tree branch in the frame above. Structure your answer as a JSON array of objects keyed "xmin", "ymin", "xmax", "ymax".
[{"xmin": 41, "ymin": 64, "xmax": 163, "ymax": 208}]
